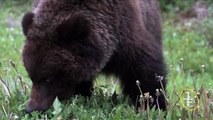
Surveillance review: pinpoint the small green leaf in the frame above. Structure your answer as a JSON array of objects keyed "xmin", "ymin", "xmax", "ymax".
[{"xmin": 52, "ymin": 97, "xmax": 62, "ymax": 115}]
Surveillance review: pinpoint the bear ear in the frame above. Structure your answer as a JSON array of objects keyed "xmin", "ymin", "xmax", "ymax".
[
  {"xmin": 57, "ymin": 16, "xmax": 90, "ymax": 43},
  {"xmin": 22, "ymin": 12, "xmax": 34, "ymax": 36}
]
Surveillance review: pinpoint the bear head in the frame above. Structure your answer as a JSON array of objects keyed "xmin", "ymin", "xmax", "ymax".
[{"xmin": 22, "ymin": 12, "xmax": 98, "ymax": 113}]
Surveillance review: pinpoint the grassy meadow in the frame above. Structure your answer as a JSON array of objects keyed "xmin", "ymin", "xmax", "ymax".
[{"xmin": 0, "ymin": 1, "xmax": 212, "ymax": 120}]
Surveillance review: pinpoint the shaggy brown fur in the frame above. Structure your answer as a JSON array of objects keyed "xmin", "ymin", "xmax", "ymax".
[{"xmin": 22, "ymin": 0, "xmax": 167, "ymax": 113}]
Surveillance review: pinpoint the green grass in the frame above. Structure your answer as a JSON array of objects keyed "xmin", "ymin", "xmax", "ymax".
[{"xmin": 0, "ymin": 1, "xmax": 212, "ymax": 120}]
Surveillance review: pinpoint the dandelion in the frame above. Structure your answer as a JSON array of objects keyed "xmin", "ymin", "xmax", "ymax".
[
  {"xmin": 136, "ymin": 80, "xmax": 143, "ymax": 95},
  {"xmin": 155, "ymin": 89, "xmax": 161, "ymax": 97},
  {"xmin": 144, "ymin": 92, "xmax": 150, "ymax": 100}
]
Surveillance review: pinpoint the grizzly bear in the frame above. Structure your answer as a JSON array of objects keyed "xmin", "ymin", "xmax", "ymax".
[{"xmin": 22, "ymin": 0, "xmax": 167, "ymax": 113}]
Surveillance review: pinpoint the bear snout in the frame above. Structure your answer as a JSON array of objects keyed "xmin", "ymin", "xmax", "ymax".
[
  {"xmin": 25, "ymin": 98, "xmax": 54, "ymax": 113},
  {"xmin": 25, "ymin": 100, "xmax": 41, "ymax": 113},
  {"xmin": 26, "ymin": 85, "xmax": 56, "ymax": 113}
]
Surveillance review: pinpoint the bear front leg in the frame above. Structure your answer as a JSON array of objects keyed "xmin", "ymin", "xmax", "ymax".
[
  {"xmin": 74, "ymin": 81, "xmax": 94, "ymax": 97},
  {"xmin": 120, "ymin": 75, "xmax": 167, "ymax": 111}
]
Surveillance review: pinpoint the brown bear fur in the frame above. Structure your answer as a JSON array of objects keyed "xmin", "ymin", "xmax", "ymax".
[{"xmin": 22, "ymin": 0, "xmax": 167, "ymax": 113}]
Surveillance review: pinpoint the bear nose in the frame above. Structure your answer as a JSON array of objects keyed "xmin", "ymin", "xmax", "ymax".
[
  {"xmin": 25, "ymin": 100, "xmax": 45, "ymax": 113},
  {"xmin": 25, "ymin": 97, "xmax": 55, "ymax": 113},
  {"xmin": 25, "ymin": 101, "xmax": 34, "ymax": 113}
]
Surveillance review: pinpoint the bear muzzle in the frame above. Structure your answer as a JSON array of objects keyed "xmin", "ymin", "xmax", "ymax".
[{"xmin": 25, "ymin": 85, "xmax": 56, "ymax": 113}]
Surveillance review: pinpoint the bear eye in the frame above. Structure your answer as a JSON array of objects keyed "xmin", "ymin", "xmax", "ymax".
[
  {"xmin": 45, "ymin": 79, "xmax": 50, "ymax": 83},
  {"xmin": 40, "ymin": 77, "xmax": 50, "ymax": 83}
]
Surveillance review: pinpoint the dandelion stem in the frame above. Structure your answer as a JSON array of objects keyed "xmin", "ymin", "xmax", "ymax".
[{"xmin": 0, "ymin": 77, "xmax": 11, "ymax": 97}]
